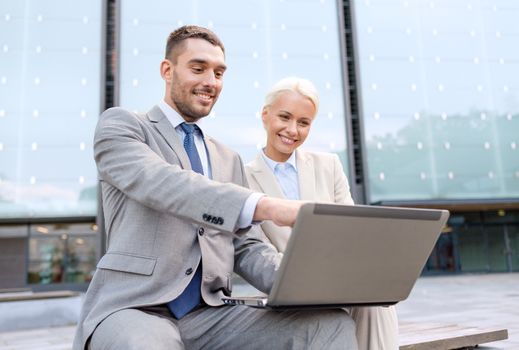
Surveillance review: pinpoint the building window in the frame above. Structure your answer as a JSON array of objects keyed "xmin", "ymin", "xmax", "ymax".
[
  {"xmin": 28, "ymin": 222, "xmax": 98, "ymax": 285},
  {"xmin": 0, "ymin": 0, "xmax": 102, "ymax": 218},
  {"xmin": 352, "ymin": 1, "xmax": 519, "ymax": 202}
]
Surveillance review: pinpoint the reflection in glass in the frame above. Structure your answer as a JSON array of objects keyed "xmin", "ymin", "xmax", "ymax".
[
  {"xmin": 510, "ymin": 227, "xmax": 519, "ymax": 272},
  {"xmin": 353, "ymin": 1, "xmax": 519, "ymax": 202},
  {"xmin": 28, "ymin": 223, "xmax": 98, "ymax": 285},
  {"xmin": 0, "ymin": 0, "xmax": 102, "ymax": 218},
  {"xmin": 486, "ymin": 226, "xmax": 507, "ymax": 272},
  {"xmin": 457, "ymin": 225, "xmax": 488, "ymax": 272},
  {"xmin": 425, "ymin": 232, "xmax": 457, "ymax": 272}
]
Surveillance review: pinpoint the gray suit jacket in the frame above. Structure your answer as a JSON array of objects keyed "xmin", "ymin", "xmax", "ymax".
[
  {"xmin": 245, "ymin": 149, "xmax": 354, "ymax": 252},
  {"xmin": 73, "ymin": 106, "xmax": 280, "ymax": 349}
]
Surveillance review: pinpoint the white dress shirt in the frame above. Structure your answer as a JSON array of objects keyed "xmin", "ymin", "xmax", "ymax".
[{"xmin": 261, "ymin": 150, "xmax": 300, "ymax": 200}]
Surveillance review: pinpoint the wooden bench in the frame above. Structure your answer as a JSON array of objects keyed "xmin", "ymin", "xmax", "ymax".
[
  {"xmin": 2, "ymin": 286, "xmax": 509, "ymax": 349},
  {"xmin": 399, "ymin": 322, "xmax": 509, "ymax": 350},
  {"xmin": 0, "ymin": 289, "xmax": 79, "ymax": 302}
]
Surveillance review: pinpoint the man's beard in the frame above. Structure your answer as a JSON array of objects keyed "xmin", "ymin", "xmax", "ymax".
[
  {"xmin": 172, "ymin": 94, "xmax": 211, "ymax": 122},
  {"xmin": 173, "ymin": 100, "xmax": 207, "ymax": 121},
  {"xmin": 170, "ymin": 72, "xmax": 217, "ymax": 122}
]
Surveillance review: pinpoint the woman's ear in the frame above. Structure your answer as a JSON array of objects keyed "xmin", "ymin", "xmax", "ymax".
[{"xmin": 261, "ymin": 106, "xmax": 268, "ymax": 125}]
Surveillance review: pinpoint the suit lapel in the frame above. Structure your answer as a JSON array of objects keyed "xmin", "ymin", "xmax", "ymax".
[
  {"xmin": 147, "ymin": 105, "xmax": 191, "ymax": 170},
  {"xmin": 205, "ymin": 136, "xmax": 221, "ymax": 181},
  {"xmin": 297, "ymin": 150, "xmax": 316, "ymax": 200},
  {"xmin": 249, "ymin": 153, "xmax": 286, "ymax": 198}
]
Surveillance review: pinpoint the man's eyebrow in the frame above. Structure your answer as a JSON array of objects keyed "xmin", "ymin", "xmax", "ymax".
[{"xmin": 188, "ymin": 58, "xmax": 208, "ymax": 65}]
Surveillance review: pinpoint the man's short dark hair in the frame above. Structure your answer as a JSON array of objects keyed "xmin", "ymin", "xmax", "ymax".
[{"xmin": 165, "ymin": 25, "xmax": 225, "ymax": 61}]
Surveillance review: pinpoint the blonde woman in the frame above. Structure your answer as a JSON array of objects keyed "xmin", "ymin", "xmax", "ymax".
[{"xmin": 245, "ymin": 77, "xmax": 399, "ymax": 350}]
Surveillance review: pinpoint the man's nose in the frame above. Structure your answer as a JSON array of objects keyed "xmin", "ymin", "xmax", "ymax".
[{"xmin": 202, "ymin": 72, "xmax": 217, "ymax": 87}]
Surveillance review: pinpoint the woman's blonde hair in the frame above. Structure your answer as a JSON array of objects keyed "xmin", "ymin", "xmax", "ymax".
[{"xmin": 263, "ymin": 77, "xmax": 319, "ymax": 114}]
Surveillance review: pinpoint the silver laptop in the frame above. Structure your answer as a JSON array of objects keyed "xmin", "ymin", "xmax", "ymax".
[{"xmin": 222, "ymin": 203, "xmax": 449, "ymax": 309}]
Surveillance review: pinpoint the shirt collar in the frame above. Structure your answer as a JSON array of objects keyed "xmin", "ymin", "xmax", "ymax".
[
  {"xmin": 158, "ymin": 100, "xmax": 205, "ymax": 137},
  {"xmin": 261, "ymin": 149, "xmax": 298, "ymax": 173}
]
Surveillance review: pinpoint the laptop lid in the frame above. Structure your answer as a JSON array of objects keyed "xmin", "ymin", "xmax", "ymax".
[{"xmin": 267, "ymin": 203, "xmax": 449, "ymax": 307}]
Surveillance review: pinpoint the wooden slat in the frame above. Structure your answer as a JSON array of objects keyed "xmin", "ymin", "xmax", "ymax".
[
  {"xmin": 0, "ymin": 290, "xmax": 79, "ymax": 302},
  {"xmin": 399, "ymin": 323, "xmax": 508, "ymax": 350}
]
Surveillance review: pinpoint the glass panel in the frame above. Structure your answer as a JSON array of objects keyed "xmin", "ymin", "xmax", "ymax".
[
  {"xmin": 425, "ymin": 232, "xmax": 457, "ymax": 272},
  {"xmin": 28, "ymin": 222, "xmax": 98, "ymax": 284},
  {"xmin": 483, "ymin": 209, "xmax": 519, "ymax": 224},
  {"xmin": 353, "ymin": 0, "xmax": 519, "ymax": 202},
  {"xmin": 486, "ymin": 226, "xmax": 507, "ymax": 272},
  {"xmin": 457, "ymin": 225, "xmax": 488, "ymax": 272},
  {"xmin": 0, "ymin": 0, "xmax": 102, "ymax": 218},
  {"xmin": 509, "ymin": 225, "xmax": 519, "ymax": 272},
  {"xmin": 463, "ymin": 212, "xmax": 485, "ymax": 224},
  {"xmin": 119, "ymin": 0, "xmax": 350, "ymax": 170}
]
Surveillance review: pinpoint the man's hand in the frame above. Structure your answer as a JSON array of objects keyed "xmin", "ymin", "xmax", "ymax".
[{"xmin": 253, "ymin": 197, "xmax": 305, "ymax": 227}]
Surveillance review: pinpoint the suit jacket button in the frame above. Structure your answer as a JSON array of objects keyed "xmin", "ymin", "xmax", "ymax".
[
  {"xmin": 198, "ymin": 227, "xmax": 204, "ymax": 236},
  {"xmin": 185, "ymin": 268, "xmax": 193, "ymax": 275}
]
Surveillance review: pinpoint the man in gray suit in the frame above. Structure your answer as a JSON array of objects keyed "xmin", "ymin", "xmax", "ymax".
[{"xmin": 73, "ymin": 25, "xmax": 357, "ymax": 350}]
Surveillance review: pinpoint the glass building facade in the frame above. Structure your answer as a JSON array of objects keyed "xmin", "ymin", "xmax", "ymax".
[
  {"xmin": 0, "ymin": 0, "xmax": 518, "ymax": 290},
  {"xmin": 0, "ymin": 0, "xmax": 102, "ymax": 290},
  {"xmin": 118, "ymin": 0, "xmax": 349, "ymax": 165},
  {"xmin": 352, "ymin": 0, "xmax": 519, "ymax": 202},
  {"xmin": 349, "ymin": 0, "xmax": 519, "ymax": 273},
  {"xmin": 0, "ymin": 0, "xmax": 101, "ymax": 218}
]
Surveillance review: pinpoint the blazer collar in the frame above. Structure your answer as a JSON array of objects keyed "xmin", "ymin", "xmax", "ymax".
[
  {"xmin": 249, "ymin": 153, "xmax": 285, "ymax": 198},
  {"xmin": 295, "ymin": 149, "xmax": 316, "ymax": 200},
  {"xmin": 249, "ymin": 150, "xmax": 317, "ymax": 200},
  {"xmin": 204, "ymin": 136, "xmax": 224, "ymax": 182},
  {"xmin": 148, "ymin": 105, "xmax": 225, "ymax": 181},
  {"xmin": 146, "ymin": 105, "xmax": 191, "ymax": 171}
]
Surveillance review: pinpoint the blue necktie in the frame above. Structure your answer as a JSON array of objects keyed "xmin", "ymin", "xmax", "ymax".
[
  {"xmin": 167, "ymin": 122, "xmax": 204, "ymax": 319},
  {"xmin": 179, "ymin": 123, "xmax": 204, "ymax": 175}
]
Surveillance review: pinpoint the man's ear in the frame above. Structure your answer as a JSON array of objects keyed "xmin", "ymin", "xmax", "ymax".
[{"xmin": 160, "ymin": 59, "xmax": 172, "ymax": 81}]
